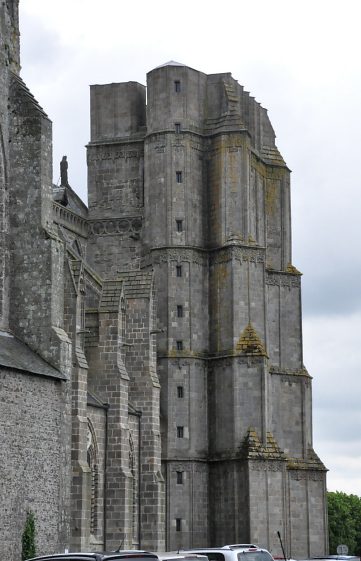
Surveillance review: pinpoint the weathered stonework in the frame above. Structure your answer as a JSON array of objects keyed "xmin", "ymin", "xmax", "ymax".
[{"xmin": 0, "ymin": 7, "xmax": 327, "ymax": 560}]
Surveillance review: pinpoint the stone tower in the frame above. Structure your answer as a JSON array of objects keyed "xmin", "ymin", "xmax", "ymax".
[
  {"xmin": 87, "ymin": 62, "xmax": 327, "ymax": 557},
  {"xmin": 0, "ymin": 0, "xmax": 20, "ymax": 332}
]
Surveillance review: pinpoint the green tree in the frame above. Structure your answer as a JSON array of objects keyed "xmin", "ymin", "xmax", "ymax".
[
  {"xmin": 328, "ymin": 491, "xmax": 361, "ymax": 556},
  {"xmin": 21, "ymin": 510, "xmax": 36, "ymax": 561}
]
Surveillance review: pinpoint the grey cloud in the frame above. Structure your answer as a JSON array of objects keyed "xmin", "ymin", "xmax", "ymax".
[{"xmin": 20, "ymin": 12, "xmax": 70, "ymax": 75}]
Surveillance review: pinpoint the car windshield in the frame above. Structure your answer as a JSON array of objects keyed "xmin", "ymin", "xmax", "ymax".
[{"xmin": 237, "ymin": 553, "xmax": 273, "ymax": 561}]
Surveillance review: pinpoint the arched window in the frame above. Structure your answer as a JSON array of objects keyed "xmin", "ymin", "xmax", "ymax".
[
  {"xmin": 87, "ymin": 421, "xmax": 99, "ymax": 536},
  {"xmin": 129, "ymin": 433, "xmax": 138, "ymax": 545}
]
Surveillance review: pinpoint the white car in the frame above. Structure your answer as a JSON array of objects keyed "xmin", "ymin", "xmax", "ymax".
[
  {"xmin": 180, "ymin": 544, "xmax": 274, "ymax": 561},
  {"xmin": 156, "ymin": 554, "xmax": 208, "ymax": 561}
]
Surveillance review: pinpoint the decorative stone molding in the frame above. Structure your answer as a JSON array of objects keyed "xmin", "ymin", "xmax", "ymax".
[
  {"xmin": 270, "ymin": 365, "xmax": 311, "ymax": 378},
  {"xmin": 210, "ymin": 245, "xmax": 265, "ymax": 266},
  {"xmin": 250, "ymin": 461, "xmax": 285, "ymax": 472},
  {"xmin": 88, "ymin": 216, "xmax": 142, "ymax": 237},
  {"xmin": 87, "ymin": 148, "xmax": 142, "ymax": 163},
  {"xmin": 158, "ymin": 350, "xmax": 208, "ymax": 360},
  {"xmin": 266, "ymin": 270, "xmax": 301, "ymax": 288},
  {"xmin": 170, "ymin": 462, "xmax": 208, "ymax": 473},
  {"xmin": 150, "ymin": 247, "xmax": 208, "ymax": 267},
  {"xmin": 289, "ymin": 471, "xmax": 325, "ymax": 481}
]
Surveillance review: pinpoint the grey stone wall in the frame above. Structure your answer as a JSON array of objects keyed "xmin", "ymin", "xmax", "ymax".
[
  {"xmin": 248, "ymin": 462, "xmax": 287, "ymax": 552},
  {"xmin": 209, "ymin": 461, "xmax": 249, "ymax": 546},
  {"xmin": 166, "ymin": 461, "xmax": 209, "ymax": 548},
  {"xmin": 0, "ymin": 368, "xmax": 70, "ymax": 559}
]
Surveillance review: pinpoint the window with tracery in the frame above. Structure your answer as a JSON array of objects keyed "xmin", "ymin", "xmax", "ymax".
[
  {"xmin": 87, "ymin": 422, "xmax": 99, "ymax": 536},
  {"xmin": 129, "ymin": 433, "xmax": 139, "ymax": 545}
]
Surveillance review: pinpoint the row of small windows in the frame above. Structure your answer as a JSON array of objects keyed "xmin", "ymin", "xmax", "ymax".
[{"xmin": 175, "ymin": 261, "xmax": 183, "ymax": 348}]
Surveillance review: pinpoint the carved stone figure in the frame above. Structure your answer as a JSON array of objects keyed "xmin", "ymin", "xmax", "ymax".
[{"xmin": 60, "ymin": 155, "xmax": 69, "ymax": 186}]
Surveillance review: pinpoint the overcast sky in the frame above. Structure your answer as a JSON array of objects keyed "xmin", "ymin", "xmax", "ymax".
[{"xmin": 19, "ymin": 0, "xmax": 361, "ymax": 496}]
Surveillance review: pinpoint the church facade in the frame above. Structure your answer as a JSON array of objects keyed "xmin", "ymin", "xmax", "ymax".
[{"xmin": 0, "ymin": 2, "xmax": 328, "ymax": 560}]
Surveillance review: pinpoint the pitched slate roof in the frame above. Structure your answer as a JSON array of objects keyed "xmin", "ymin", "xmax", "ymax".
[
  {"xmin": 117, "ymin": 271, "xmax": 153, "ymax": 299},
  {"xmin": 0, "ymin": 330, "xmax": 66, "ymax": 380}
]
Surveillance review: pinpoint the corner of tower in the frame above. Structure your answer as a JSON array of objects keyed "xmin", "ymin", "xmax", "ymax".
[
  {"xmin": 1, "ymin": 0, "xmax": 21, "ymax": 74},
  {"xmin": 89, "ymin": 81, "xmax": 146, "ymax": 143}
]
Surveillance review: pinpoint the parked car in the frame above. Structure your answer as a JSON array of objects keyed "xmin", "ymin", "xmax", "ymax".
[
  {"xmin": 297, "ymin": 558, "xmax": 360, "ymax": 561},
  {"xmin": 180, "ymin": 544, "xmax": 274, "ymax": 561},
  {"xmin": 156, "ymin": 554, "xmax": 208, "ymax": 561},
  {"xmin": 26, "ymin": 551, "xmax": 160, "ymax": 561}
]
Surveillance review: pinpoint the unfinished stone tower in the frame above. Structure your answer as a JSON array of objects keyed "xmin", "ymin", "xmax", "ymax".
[
  {"xmin": 0, "ymin": 2, "xmax": 327, "ymax": 556},
  {"xmin": 87, "ymin": 62, "xmax": 327, "ymax": 555}
]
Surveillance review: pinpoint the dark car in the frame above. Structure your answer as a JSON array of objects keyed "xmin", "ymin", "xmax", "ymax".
[{"xmin": 26, "ymin": 551, "xmax": 160, "ymax": 561}]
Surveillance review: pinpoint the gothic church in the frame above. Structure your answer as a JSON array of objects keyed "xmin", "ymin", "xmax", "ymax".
[{"xmin": 0, "ymin": 2, "xmax": 327, "ymax": 560}]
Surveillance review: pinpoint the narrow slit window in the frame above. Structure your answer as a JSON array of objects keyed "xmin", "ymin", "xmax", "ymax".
[
  {"xmin": 176, "ymin": 171, "xmax": 183, "ymax": 183},
  {"xmin": 176, "ymin": 340, "xmax": 183, "ymax": 351},
  {"xmin": 175, "ymin": 123, "xmax": 181, "ymax": 134},
  {"xmin": 174, "ymin": 80, "xmax": 181, "ymax": 93},
  {"xmin": 177, "ymin": 305, "xmax": 183, "ymax": 318},
  {"xmin": 176, "ymin": 219, "xmax": 183, "ymax": 232},
  {"xmin": 176, "ymin": 471, "xmax": 183, "ymax": 484},
  {"xmin": 177, "ymin": 386, "xmax": 184, "ymax": 398},
  {"xmin": 177, "ymin": 426, "xmax": 184, "ymax": 438},
  {"xmin": 176, "ymin": 265, "xmax": 182, "ymax": 277}
]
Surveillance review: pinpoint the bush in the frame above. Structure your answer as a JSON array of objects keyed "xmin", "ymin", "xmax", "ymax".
[{"xmin": 21, "ymin": 510, "xmax": 36, "ymax": 561}]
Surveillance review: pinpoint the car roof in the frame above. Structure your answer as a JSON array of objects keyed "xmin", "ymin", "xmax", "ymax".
[
  {"xmin": 27, "ymin": 552, "xmax": 159, "ymax": 561},
  {"xmin": 222, "ymin": 547, "xmax": 259, "ymax": 550},
  {"xmin": 180, "ymin": 548, "xmax": 265, "ymax": 553},
  {"xmin": 156, "ymin": 554, "xmax": 208, "ymax": 561}
]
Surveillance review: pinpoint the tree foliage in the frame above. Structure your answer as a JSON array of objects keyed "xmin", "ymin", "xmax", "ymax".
[
  {"xmin": 21, "ymin": 510, "xmax": 36, "ymax": 561},
  {"xmin": 328, "ymin": 491, "xmax": 361, "ymax": 556}
]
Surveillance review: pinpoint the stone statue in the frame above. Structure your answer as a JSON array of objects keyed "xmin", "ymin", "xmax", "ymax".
[{"xmin": 60, "ymin": 155, "xmax": 69, "ymax": 186}]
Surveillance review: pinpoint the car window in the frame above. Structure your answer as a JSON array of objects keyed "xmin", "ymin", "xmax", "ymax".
[
  {"xmin": 28, "ymin": 558, "xmax": 96, "ymax": 561},
  {"xmin": 237, "ymin": 553, "xmax": 273, "ymax": 561},
  {"xmin": 34, "ymin": 558, "xmax": 96, "ymax": 561},
  {"xmin": 107, "ymin": 557, "xmax": 159, "ymax": 561},
  {"xmin": 195, "ymin": 554, "xmax": 225, "ymax": 561}
]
